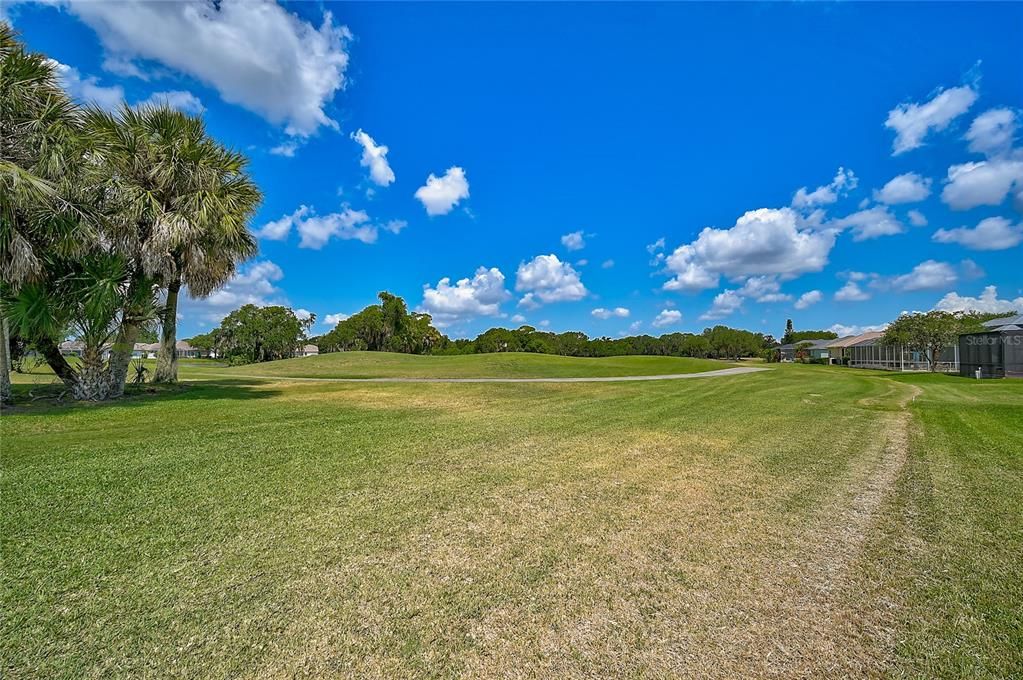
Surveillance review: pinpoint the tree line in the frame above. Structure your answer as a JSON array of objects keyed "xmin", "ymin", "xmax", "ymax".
[{"xmin": 1, "ymin": 26, "xmax": 260, "ymax": 401}]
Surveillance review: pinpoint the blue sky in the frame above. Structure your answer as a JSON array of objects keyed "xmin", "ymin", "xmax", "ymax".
[{"xmin": 7, "ymin": 1, "xmax": 1023, "ymax": 339}]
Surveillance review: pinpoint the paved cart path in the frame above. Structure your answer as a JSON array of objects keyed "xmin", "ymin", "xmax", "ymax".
[{"xmin": 190, "ymin": 366, "xmax": 769, "ymax": 384}]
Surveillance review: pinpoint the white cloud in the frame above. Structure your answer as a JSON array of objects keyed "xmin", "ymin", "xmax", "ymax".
[
  {"xmin": 662, "ymin": 208, "xmax": 835, "ymax": 292},
  {"xmin": 414, "ymin": 166, "xmax": 469, "ymax": 216},
  {"xmin": 737, "ymin": 276, "xmax": 791, "ymax": 303},
  {"xmin": 652, "ymin": 309, "xmax": 683, "ymax": 327},
  {"xmin": 873, "ymin": 172, "xmax": 932, "ymax": 204},
  {"xmin": 256, "ymin": 205, "xmax": 309, "ymax": 240},
  {"xmin": 832, "ymin": 205, "xmax": 905, "ymax": 241},
  {"xmin": 933, "ymin": 216, "xmax": 1023, "ymax": 251},
  {"xmin": 907, "ymin": 209, "xmax": 928, "ymax": 227},
  {"xmin": 791, "ymin": 167, "xmax": 858, "ymax": 209},
  {"xmin": 255, "ymin": 205, "xmax": 403, "ymax": 248},
  {"xmin": 601, "ymin": 259, "xmax": 615, "ymax": 269},
  {"xmin": 515, "ymin": 254, "xmax": 588, "ymax": 304},
  {"xmin": 517, "ymin": 293, "xmax": 540, "ymax": 310},
  {"xmin": 646, "ymin": 237, "xmax": 665, "ymax": 254},
  {"xmin": 933, "ymin": 286, "xmax": 1023, "ymax": 314},
  {"xmin": 66, "ymin": 0, "xmax": 351, "ymax": 136},
  {"xmin": 885, "ymin": 84, "xmax": 978, "ymax": 155},
  {"xmin": 941, "ymin": 159, "xmax": 1023, "ymax": 210},
  {"xmin": 828, "ymin": 322, "xmax": 887, "ymax": 337},
  {"xmin": 965, "ymin": 108, "xmax": 1017, "ymax": 157},
  {"xmin": 889, "ymin": 260, "xmax": 958, "ymax": 292},
  {"xmin": 561, "ymin": 230, "xmax": 585, "ymax": 251},
  {"xmin": 270, "ymin": 141, "xmax": 300, "ymax": 157},
  {"xmin": 324, "ymin": 312, "xmax": 349, "ymax": 326},
  {"xmin": 699, "ymin": 290, "xmax": 743, "ymax": 320},
  {"xmin": 794, "ymin": 290, "xmax": 822, "ymax": 310},
  {"xmin": 183, "ymin": 259, "xmax": 287, "ymax": 322},
  {"xmin": 419, "ymin": 266, "xmax": 511, "ymax": 326},
  {"xmin": 538, "ymin": 320, "xmax": 551, "ymax": 328},
  {"xmin": 351, "ymin": 129, "xmax": 395, "ymax": 186},
  {"xmin": 294, "ymin": 308, "xmax": 313, "ymax": 321},
  {"xmin": 295, "ymin": 207, "xmax": 375, "ymax": 248},
  {"xmin": 510, "ymin": 314, "xmax": 526, "ymax": 324},
  {"xmin": 136, "ymin": 90, "xmax": 204, "ymax": 114},
  {"xmin": 591, "ymin": 307, "xmax": 630, "ymax": 320},
  {"xmin": 50, "ymin": 59, "xmax": 124, "ymax": 110},
  {"xmin": 835, "ymin": 281, "xmax": 870, "ymax": 302}
]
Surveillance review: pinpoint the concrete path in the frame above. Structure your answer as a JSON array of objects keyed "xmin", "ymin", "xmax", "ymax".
[{"xmin": 193, "ymin": 366, "xmax": 768, "ymax": 384}]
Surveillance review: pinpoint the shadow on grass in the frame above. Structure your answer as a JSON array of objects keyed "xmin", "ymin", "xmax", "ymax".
[{"xmin": 3, "ymin": 378, "xmax": 282, "ymax": 416}]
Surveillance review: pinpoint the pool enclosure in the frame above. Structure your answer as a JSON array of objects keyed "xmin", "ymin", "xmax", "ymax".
[
  {"xmin": 958, "ymin": 330, "xmax": 1023, "ymax": 378},
  {"xmin": 843, "ymin": 334, "xmax": 958, "ymax": 372}
]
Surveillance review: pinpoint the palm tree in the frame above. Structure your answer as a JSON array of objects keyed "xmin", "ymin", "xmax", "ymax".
[
  {"xmin": 1, "ymin": 23, "xmax": 93, "ymax": 402},
  {"xmin": 81, "ymin": 106, "xmax": 261, "ymax": 394}
]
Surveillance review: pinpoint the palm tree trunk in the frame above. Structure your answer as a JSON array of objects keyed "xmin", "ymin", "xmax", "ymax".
[
  {"xmin": 106, "ymin": 274, "xmax": 146, "ymax": 399},
  {"xmin": 153, "ymin": 275, "xmax": 181, "ymax": 383},
  {"xmin": 73, "ymin": 345, "xmax": 110, "ymax": 401},
  {"xmin": 1, "ymin": 315, "xmax": 11, "ymax": 404},
  {"xmin": 34, "ymin": 336, "xmax": 80, "ymax": 393}
]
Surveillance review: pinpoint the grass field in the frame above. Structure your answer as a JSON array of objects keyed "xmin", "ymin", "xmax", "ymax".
[{"xmin": 2, "ymin": 355, "xmax": 1021, "ymax": 678}]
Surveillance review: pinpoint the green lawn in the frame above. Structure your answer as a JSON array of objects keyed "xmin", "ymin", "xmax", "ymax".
[
  {"xmin": 2, "ymin": 360, "xmax": 1020, "ymax": 677},
  {"xmin": 196, "ymin": 351, "xmax": 736, "ymax": 379}
]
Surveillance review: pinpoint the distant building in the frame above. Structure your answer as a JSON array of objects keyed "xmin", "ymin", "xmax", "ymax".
[
  {"xmin": 778, "ymin": 339, "xmax": 833, "ymax": 362},
  {"xmin": 294, "ymin": 344, "xmax": 319, "ymax": 358},
  {"xmin": 58, "ymin": 340, "xmax": 85, "ymax": 357},
  {"xmin": 175, "ymin": 341, "xmax": 204, "ymax": 359},
  {"xmin": 842, "ymin": 333, "xmax": 957, "ymax": 372},
  {"xmin": 825, "ymin": 332, "xmax": 884, "ymax": 365}
]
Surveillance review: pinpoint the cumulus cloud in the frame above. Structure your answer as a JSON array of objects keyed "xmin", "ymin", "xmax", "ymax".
[
  {"xmin": 873, "ymin": 172, "xmax": 932, "ymax": 204},
  {"xmin": 662, "ymin": 208, "xmax": 835, "ymax": 292},
  {"xmin": 828, "ymin": 322, "xmax": 887, "ymax": 337},
  {"xmin": 965, "ymin": 108, "xmax": 1017, "ymax": 157},
  {"xmin": 835, "ymin": 281, "xmax": 870, "ymax": 302},
  {"xmin": 255, "ymin": 205, "xmax": 398, "ymax": 248},
  {"xmin": 269, "ymin": 141, "xmax": 301, "ymax": 157},
  {"xmin": 515, "ymin": 254, "xmax": 588, "ymax": 305},
  {"xmin": 561, "ymin": 231, "xmax": 585, "ymax": 251},
  {"xmin": 510, "ymin": 314, "xmax": 527, "ymax": 324},
  {"xmin": 941, "ymin": 159, "xmax": 1023, "ymax": 210},
  {"xmin": 294, "ymin": 308, "xmax": 313, "ymax": 321},
  {"xmin": 65, "ymin": 0, "xmax": 351, "ymax": 136},
  {"xmin": 351, "ymin": 129, "xmax": 395, "ymax": 186},
  {"xmin": 414, "ymin": 166, "xmax": 469, "ymax": 216},
  {"xmin": 591, "ymin": 307, "xmax": 630, "ymax": 319},
  {"xmin": 50, "ymin": 59, "xmax": 124, "ymax": 110},
  {"xmin": 885, "ymin": 84, "xmax": 978, "ymax": 155},
  {"xmin": 737, "ymin": 276, "xmax": 791, "ymax": 303},
  {"xmin": 699, "ymin": 290, "xmax": 743, "ymax": 320},
  {"xmin": 182, "ymin": 259, "xmax": 288, "ymax": 322},
  {"xmin": 652, "ymin": 309, "xmax": 683, "ymax": 327},
  {"xmin": 888, "ymin": 260, "xmax": 958, "ymax": 292},
  {"xmin": 420, "ymin": 267, "xmax": 511, "ymax": 326},
  {"xmin": 933, "ymin": 285, "xmax": 1023, "ymax": 314},
  {"xmin": 791, "ymin": 167, "xmax": 858, "ymax": 209},
  {"xmin": 907, "ymin": 209, "xmax": 928, "ymax": 227},
  {"xmin": 831, "ymin": 205, "xmax": 905, "ymax": 241},
  {"xmin": 933, "ymin": 216, "xmax": 1023, "ymax": 251},
  {"xmin": 323, "ymin": 312, "xmax": 349, "ymax": 326},
  {"xmin": 794, "ymin": 290, "xmax": 822, "ymax": 310},
  {"xmin": 136, "ymin": 90, "xmax": 204, "ymax": 114}
]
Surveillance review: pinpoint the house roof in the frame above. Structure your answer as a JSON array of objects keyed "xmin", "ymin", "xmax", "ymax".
[
  {"xmin": 302, "ymin": 344, "xmax": 318, "ymax": 352},
  {"xmin": 849, "ymin": 332, "xmax": 886, "ymax": 347},
  {"xmin": 779, "ymin": 339, "xmax": 834, "ymax": 350},
  {"xmin": 827, "ymin": 331, "xmax": 884, "ymax": 348},
  {"xmin": 59, "ymin": 340, "xmax": 84, "ymax": 351},
  {"xmin": 175, "ymin": 341, "xmax": 195, "ymax": 351},
  {"xmin": 983, "ymin": 314, "xmax": 1023, "ymax": 329}
]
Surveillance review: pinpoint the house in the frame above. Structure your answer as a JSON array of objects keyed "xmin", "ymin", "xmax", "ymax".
[
  {"xmin": 844, "ymin": 333, "xmax": 957, "ymax": 372},
  {"xmin": 778, "ymin": 339, "xmax": 833, "ymax": 362},
  {"xmin": 132, "ymin": 342, "xmax": 160, "ymax": 358},
  {"xmin": 294, "ymin": 344, "xmax": 319, "ymax": 358},
  {"xmin": 58, "ymin": 340, "xmax": 85, "ymax": 357},
  {"xmin": 826, "ymin": 332, "xmax": 883, "ymax": 365},
  {"xmin": 175, "ymin": 341, "xmax": 204, "ymax": 359},
  {"xmin": 959, "ymin": 315, "xmax": 1023, "ymax": 378}
]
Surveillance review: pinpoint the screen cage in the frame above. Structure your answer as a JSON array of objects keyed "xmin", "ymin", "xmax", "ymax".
[{"xmin": 959, "ymin": 331, "xmax": 1023, "ymax": 378}]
